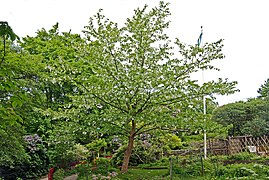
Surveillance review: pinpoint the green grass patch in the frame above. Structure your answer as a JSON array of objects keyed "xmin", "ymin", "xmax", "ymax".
[
  {"xmin": 114, "ymin": 168, "xmax": 168, "ymax": 180},
  {"xmin": 142, "ymin": 166, "xmax": 167, "ymax": 169},
  {"xmin": 113, "ymin": 168, "xmax": 211, "ymax": 180}
]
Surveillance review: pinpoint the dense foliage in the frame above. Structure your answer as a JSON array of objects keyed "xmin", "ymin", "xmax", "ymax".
[
  {"xmin": 0, "ymin": 2, "xmax": 247, "ymax": 179},
  {"xmin": 73, "ymin": 2, "xmax": 237, "ymax": 172},
  {"xmin": 212, "ymin": 96, "xmax": 269, "ymax": 137},
  {"xmin": 52, "ymin": 153, "xmax": 269, "ymax": 179}
]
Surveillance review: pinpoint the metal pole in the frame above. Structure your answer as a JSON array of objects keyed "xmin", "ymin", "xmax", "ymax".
[
  {"xmin": 203, "ymin": 95, "xmax": 207, "ymax": 159},
  {"xmin": 199, "ymin": 26, "xmax": 207, "ymax": 160}
]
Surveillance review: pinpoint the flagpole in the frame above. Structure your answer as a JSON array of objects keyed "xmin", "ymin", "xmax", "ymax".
[
  {"xmin": 203, "ymin": 84, "xmax": 207, "ymax": 160},
  {"xmin": 198, "ymin": 26, "xmax": 207, "ymax": 159}
]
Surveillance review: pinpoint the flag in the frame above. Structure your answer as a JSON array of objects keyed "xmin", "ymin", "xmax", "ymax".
[{"xmin": 197, "ymin": 26, "xmax": 203, "ymax": 47}]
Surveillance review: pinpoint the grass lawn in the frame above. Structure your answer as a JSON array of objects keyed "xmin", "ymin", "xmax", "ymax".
[
  {"xmin": 114, "ymin": 168, "xmax": 168, "ymax": 180},
  {"xmin": 113, "ymin": 168, "xmax": 212, "ymax": 180},
  {"xmin": 57, "ymin": 167, "xmax": 213, "ymax": 180}
]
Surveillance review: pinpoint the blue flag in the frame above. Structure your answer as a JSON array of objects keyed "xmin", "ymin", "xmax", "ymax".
[{"xmin": 197, "ymin": 26, "xmax": 203, "ymax": 47}]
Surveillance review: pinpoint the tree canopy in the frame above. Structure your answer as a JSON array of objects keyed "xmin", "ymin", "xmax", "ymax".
[
  {"xmin": 212, "ymin": 95, "xmax": 269, "ymax": 137},
  {"xmin": 47, "ymin": 2, "xmax": 237, "ymax": 172}
]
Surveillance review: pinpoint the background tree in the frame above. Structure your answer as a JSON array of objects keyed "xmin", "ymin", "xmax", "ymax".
[
  {"xmin": 0, "ymin": 22, "xmax": 50, "ymax": 179},
  {"xmin": 21, "ymin": 24, "xmax": 98, "ymax": 167},
  {"xmin": 241, "ymin": 97, "xmax": 269, "ymax": 137},
  {"xmin": 21, "ymin": 23, "xmax": 84, "ymax": 111},
  {"xmin": 212, "ymin": 102, "xmax": 250, "ymax": 136},
  {"xmin": 0, "ymin": 21, "xmax": 19, "ymax": 64},
  {"xmin": 258, "ymin": 78, "xmax": 269, "ymax": 98},
  {"xmin": 241, "ymin": 118, "xmax": 269, "ymax": 137},
  {"xmin": 212, "ymin": 96, "xmax": 269, "ymax": 137}
]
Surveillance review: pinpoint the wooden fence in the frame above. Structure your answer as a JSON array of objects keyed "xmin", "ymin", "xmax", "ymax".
[
  {"xmin": 208, "ymin": 135, "xmax": 269, "ymax": 156},
  {"xmin": 168, "ymin": 135, "xmax": 269, "ymax": 157}
]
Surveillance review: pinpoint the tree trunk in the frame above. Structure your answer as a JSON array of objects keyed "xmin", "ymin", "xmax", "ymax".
[
  {"xmin": 1, "ymin": 35, "xmax": 6, "ymax": 64},
  {"xmin": 121, "ymin": 120, "xmax": 136, "ymax": 173}
]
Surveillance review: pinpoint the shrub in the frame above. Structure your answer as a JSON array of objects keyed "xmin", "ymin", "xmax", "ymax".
[
  {"xmin": 53, "ymin": 168, "xmax": 65, "ymax": 180},
  {"xmin": 46, "ymin": 122, "xmax": 78, "ymax": 168},
  {"xmin": 236, "ymin": 166, "xmax": 258, "ymax": 177},
  {"xmin": 228, "ymin": 152, "xmax": 258, "ymax": 161},
  {"xmin": 75, "ymin": 163, "xmax": 92, "ymax": 179},
  {"xmin": 75, "ymin": 158, "xmax": 118, "ymax": 179},
  {"xmin": 138, "ymin": 157, "xmax": 169, "ymax": 169},
  {"xmin": 0, "ymin": 134, "xmax": 49, "ymax": 180},
  {"xmin": 170, "ymin": 155, "xmax": 215, "ymax": 177}
]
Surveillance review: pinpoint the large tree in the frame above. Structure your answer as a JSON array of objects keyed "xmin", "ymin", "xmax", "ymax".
[
  {"xmin": 0, "ymin": 21, "xmax": 19, "ymax": 65},
  {"xmin": 212, "ymin": 101, "xmax": 250, "ymax": 136},
  {"xmin": 21, "ymin": 24, "xmax": 98, "ymax": 166},
  {"xmin": 60, "ymin": 2, "xmax": 237, "ymax": 172},
  {"xmin": 212, "ymin": 98, "xmax": 269, "ymax": 137},
  {"xmin": 0, "ymin": 22, "xmax": 44, "ymax": 171}
]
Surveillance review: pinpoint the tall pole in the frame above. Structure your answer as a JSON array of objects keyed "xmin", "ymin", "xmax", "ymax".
[
  {"xmin": 198, "ymin": 26, "xmax": 207, "ymax": 159},
  {"xmin": 203, "ymin": 95, "xmax": 207, "ymax": 159}
]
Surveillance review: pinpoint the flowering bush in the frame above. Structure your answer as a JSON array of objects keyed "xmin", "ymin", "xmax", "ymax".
[
  {"xmin": 92, "ymin": 172, "xmax": 118, "ymax": 180},
  {"xmin": 46, "ymin": 122, "xmax": 78, "ymax": 167},
  {"xmin": 24, "ymin": 134, "xmax": 42, "ymax": 153},
  {"xmin": 0, "ymin": 134, "xmax": 49, "ymax": 179},
  {"xmin": 23, "ymin": 134, "xmax": 49, "ymax": 179}
]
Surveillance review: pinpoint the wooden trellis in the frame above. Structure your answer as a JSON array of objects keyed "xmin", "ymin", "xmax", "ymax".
[{"xmin": 207, "ymin": 135, "xmax": 269, "ymax": 156}]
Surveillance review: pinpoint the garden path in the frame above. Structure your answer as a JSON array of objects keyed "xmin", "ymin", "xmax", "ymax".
[{"xmin": 39, "ymin": 174, "xmax": 78, "ymax": 180}]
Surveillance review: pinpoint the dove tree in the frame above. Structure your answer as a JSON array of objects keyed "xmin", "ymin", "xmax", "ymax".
[{"xmin": 68, "ymin": 1, "xmax": 238, "ymax": 172}]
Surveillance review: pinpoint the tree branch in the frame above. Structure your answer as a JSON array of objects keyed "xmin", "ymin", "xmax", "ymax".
[
  {"xmin": 134, "ymin": 123, "xmax": 151, "ymax": 135},
  {"xmin": 136, "ymin": 126, "xmax": 189, "ymax": 136},
  {"xmin": 135, "ymin": 126, "xmax": 160, "ymax": 136},
  {"xmin": 92, "ymin": 93, "xmax": 128, "ymax": 114},
  {"xmin": 103, "ymin": 121, "xmax": 129, "ymax": 134},
  {"xmin": 151, "ymin": 93, "xmax": 201, "ymax": 107},
  {"xmin": 129, "ymin": 86, "xmax": 140, "ymax": 105},
  {"xmin": 175, "ymin": 58, "xmax": 204, "ymax": 80},
  {"xmin": 106, "ymin": 44, "xmax": 119, "ymax": 72},
  {"xmin": 134, "ymin": 91, "xmax": 152, "ymax": 115},
  {"xmin": 73, "ymin": 80, "xmax": 128, "ymax": 114}
]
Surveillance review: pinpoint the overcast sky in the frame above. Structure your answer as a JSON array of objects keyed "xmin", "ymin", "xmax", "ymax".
[{"xmin": 1, "ymin": 0, "xmax": 269, "ymax": 105}]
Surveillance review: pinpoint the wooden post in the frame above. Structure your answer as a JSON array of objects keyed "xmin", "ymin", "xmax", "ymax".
[
  {"xmin": 244, "ymin": 136, "xmax": 247, "ymax": 152},
  {"xmin": 170, "ymin": 157, "xmax": 173, "ymax": 180},
  {"xmin": 200, "ymin": 154, "xmax": 204, "ymax": 176},
  {"xmin": 225, "ymin": 139, "xmax": 229, "ymax": 155},
  {"xmin": 227, "ymin": 136, "xmax": 231, "ymax": 155},
  {"xmin": 209, "ymin": 139, "xmax": 212, "ymax": 155}
]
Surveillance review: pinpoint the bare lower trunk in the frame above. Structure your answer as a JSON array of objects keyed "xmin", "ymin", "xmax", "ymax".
[{"xmin": 121, "ymin": 120, "xmax": 136, "ymax": 173}]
